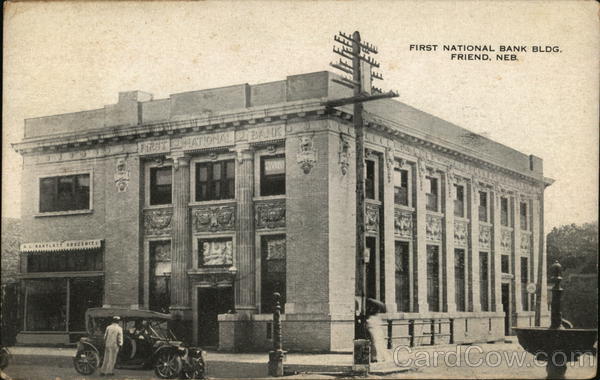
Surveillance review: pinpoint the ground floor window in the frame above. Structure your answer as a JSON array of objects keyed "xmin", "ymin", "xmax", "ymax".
[
  {"xmin": 479, "ymin": 252, "xmax": 490, "ymax": 311},
  {"xmin": 150, "ymin": 240, "xmax": 171, "ymax": 313},
  {"xmin": 261, "ymin": 234, "xmax": 286, "ymax": 313},
  {"xmin": 27, "ymin": 248, "xmax": 103, "ymax": 272},
  {"xmin": 24, "ymin": 277, "xmax": 103, "ymax": 332},
  {"xmin": 395, "ymin": 241, "xmax": 410, "ymax": 312},
  {"xmin": 454, "ymin": 249, "xmax": 466, "ymax": 312},
  {"xmin": 427, "ymin": 245, "xmax": 440, "ymax": 312},
  {"xmin": 521, "ymin": 257, "xmax": 529, "ymax": 311}
]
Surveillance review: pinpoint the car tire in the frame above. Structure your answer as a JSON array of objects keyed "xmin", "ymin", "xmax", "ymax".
[
  {"xmin": 154, "ymin": 351, "xmax": 183, "ymax": 379},
  {"xmin": 73, "ymin": 349, "xmax": 100, "ymax": 375}
]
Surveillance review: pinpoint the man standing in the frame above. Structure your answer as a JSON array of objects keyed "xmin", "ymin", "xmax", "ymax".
[{"xmin": 100, "ymin": 316, "xmax": 123, "ymax": 376}]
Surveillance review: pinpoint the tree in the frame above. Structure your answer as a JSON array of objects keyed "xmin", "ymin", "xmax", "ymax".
[{"xmin": 546, "ymin": 221, "xmax": 598, "ymax": 328}]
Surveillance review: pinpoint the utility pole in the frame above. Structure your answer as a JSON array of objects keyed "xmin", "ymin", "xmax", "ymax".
[{"xmin": 327, "ymin": 31, "xmax": 398, "ymax": 372}]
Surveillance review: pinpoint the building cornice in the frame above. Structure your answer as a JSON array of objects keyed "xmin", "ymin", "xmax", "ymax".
[{"xmin": 13, "ymin": 97, "xmax": 547, "ymax": 186}]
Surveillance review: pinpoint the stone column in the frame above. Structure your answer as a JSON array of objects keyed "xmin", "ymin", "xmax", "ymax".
[
  {"xmin": 534, "ymin": 191, "xmax": 549, "ymax": 325},
  {"xmin": 233, "ymin": 144, "xmax": 256, "ymax": 312},
  {"xmin": 383, "ymin": 150, "xmax": 397, "ymax": 311},
  {"xmin": 512, "ymin": 196, "xmax": 523, "ymax": 314},
  {"xmin": 444, "ymin": 173, "xmax": 456, "ymax": 313},
  {"xmin": 170, "ymin": 152, "xmax": 191, "ymax": 312},
  {"xmin": 470, "ymin": 183, "xmax": 481, "ymax": 312},
  {"xmin": 492, "ymin": 189, "xmax": 503, "ymax": 313},
  {"xmin": 415, "ymin": 160, "xmax": 429, "ymax": 313}
]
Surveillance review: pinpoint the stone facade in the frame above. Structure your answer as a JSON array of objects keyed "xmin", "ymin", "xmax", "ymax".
[{"xmin": 13, "ymin": 71, "xmax": 551, "ymax": 350}]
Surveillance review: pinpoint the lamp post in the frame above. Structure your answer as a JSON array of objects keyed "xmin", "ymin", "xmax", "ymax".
[{"xmin": 268, "ymin": 292, "xmax": 286, "ymax": 377}]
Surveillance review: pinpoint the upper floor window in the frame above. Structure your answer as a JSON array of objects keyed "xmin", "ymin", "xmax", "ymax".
[
  {"xmin": 478, "ymin": 191, "xmax": 489, "ymax": 222},
  {"xmin": 150, "ymin": 166, "xmax": 172, "ymax": 205},
  {"xmin": 500, "ymin": 197, "xmax": 510, "ymax": 227},
  {"xmin": 394, "ymin": 168, "xmax": 410, "ymax": 206},
  {"xmin": 520, "ymin": 201, "xmax": 529, "ymax": 230},
  {"xmin": 366, "ymin": 160, "xmax": 376, "ymax": 200},
  {"xmin": 426, "ymin": 176, "xmax": 439, "ymax": 212},
  {"xmin": 260, "ymin": 155, "xmax": 285, "ymax": 196},
  {"xmin": 39, "ymin": 173, "xmax": 90, "ymax": 213},
  {"xmin": 195, "ymin": 160, "xmax": 235, "ymax": 202},
  {"xmin": 453, "ymin": 184, "xmax": 465, "ymax": 218}
]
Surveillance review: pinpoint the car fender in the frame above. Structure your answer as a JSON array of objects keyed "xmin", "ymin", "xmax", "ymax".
[{"xmin": 152, "ymin": 344, "xmax": 179, "ymax": 360}]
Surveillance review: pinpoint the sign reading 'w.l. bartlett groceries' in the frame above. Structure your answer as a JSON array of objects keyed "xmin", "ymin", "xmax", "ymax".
[{"xmin": 20, "ymin": 239, "xmax": 103, "ymax": 253}]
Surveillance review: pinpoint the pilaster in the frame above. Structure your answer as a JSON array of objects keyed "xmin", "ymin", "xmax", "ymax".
[
  {"xmin": 470, "ymin": 182, "xmax": 481, "ymax": 312},
  {"xmin": 492, "ymin": 189, "xmax": 503, "ymax": 313},
  {"xmin": 512, "ymin": 195, "xmax": 523, "ymax": 314},
  {"xmin": 233, "ymin": 144, "xmax": 256, "ymax": 313},
  {"xmin": 169, "ymin": 152, "xmax": 191, "ymax": 311},
  {"xmin": 533, "ymin": 192, "xmax": 548, "ymax": 324},
  {"xmin": 383, "ymin": 151, "xmax": 397, "ymax": 311},
  {"xmin": 444, "ymin": 173, "xmax": 456, "ymax": 313},
  {"xmin": 415, "ymin": 160, "xmax": 429, "ymax": 313}
]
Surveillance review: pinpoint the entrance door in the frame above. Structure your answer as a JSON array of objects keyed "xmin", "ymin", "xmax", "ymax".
[
  {"xmin": 197, "ymin": 287, "xmax": 234, "ymax": 347},
  {"xmin": 501, "ymin": 284, "xmax": 510, "ymax": 336}
]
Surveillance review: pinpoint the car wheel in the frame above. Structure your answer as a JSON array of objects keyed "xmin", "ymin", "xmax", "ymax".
[
  {"xmin": 73, "ymin": 349, "xmax": 100, "ymax": 375},
  {"xmin": 154, "ymin": 351, "xmax": 183, "ymax": 379}
]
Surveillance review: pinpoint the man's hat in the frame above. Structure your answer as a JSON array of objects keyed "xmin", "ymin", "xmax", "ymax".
[{"xmin": 112, "ymin": 316, "xmax": 121, "ymax": 321}]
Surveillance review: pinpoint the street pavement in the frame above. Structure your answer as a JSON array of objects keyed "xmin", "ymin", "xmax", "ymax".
[{"xmin": 2, "ymin": 343, "xmax": 597, "ymax": 379}]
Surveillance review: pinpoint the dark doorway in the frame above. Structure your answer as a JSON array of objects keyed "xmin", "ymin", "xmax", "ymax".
[
  {"xmin": 197, "ymin": 287, "xmax": 234, "ymax": 347},
  {"xmin": 501, "ymin": 283, "xmax": 510, "ymax": 336}
]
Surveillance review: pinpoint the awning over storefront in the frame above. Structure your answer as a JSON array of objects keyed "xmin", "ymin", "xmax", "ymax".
[{"xmin": 20, "ymin": 239, "xmax": 103, "ymax": 253}]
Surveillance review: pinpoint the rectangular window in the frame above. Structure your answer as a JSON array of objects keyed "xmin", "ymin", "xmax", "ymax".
[
  {"xmin": 427, "ymin": 245, "xmax": 440, "ymax": 312},
  {"xmin": 27, "ymin": 249, "xmax": 103, "ymax": 273},
  {"xmin": 394, "ymin": 168, "xmax": 409, "ymax": 206},
  {"xmin": 453, "ymin": 184, "xmax": 465, "ymax": 218},
  {"xmin": 520, "ymin": 202, "xmax": 528, "ymax": 231},
  {"xmin": 500, "ymin": 197, "xmax": 509, "ymax": 227},
  {"xmin": 25, "ymin": 279, "xmax": 67, "ymax": 331},
  {"xmin": 150, "ymin": 241, "xmax": 171, "ymax": 313},
  {"xmin": 365, "ymin": 160, "xmax": 376, "ymax": 200},
  {"xmin": 521, "ymin": 257, "xmax": 529, "ymax": 311},
  {"xmin": 501, "ymin": 255, "xmax": 510, "ymax": 274},
  {"xmin": 478, "ymin": 191, "xmax": 488, "ymax": 222},
  {"xmin": 395, "ymin": 241, "xmax": 410, "ymax": 312},
  {"xmin": 480, "ymin": 252, "xmax": 489, "ymax": 311},
  {"xmin": 39, "ymin": 173, "xmax": 90, "ymax": 212},
  {"xmin": 195, "ymin": 160, "xmax": 235, "ymax": 201},
  {"xmin": 69, "ymin": 277, "xmax": 103, "ymax": 331},
  {"xmin": 260, "ymin": 155, "xmax": 285, "ymax": 196},
  {"xmin": 454, "ymin": 249, "xmax": 466, "ymax": 312},
  {"xmin": 198, "ymin": 238, "xmax": 233, "ymax": 267},
  {"xmin": 150, "ymin": 166, "xmax": 172, "ymax": 205},
  {"xmin": 426, "ymin": 177, "xmax": 439, "ymax": 212},
  {"xmin": 261, "ymin": 235, "xmax": 286, "ymax": 313}
]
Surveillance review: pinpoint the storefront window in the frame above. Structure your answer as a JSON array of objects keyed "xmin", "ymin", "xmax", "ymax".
[
  {"xmin": 27, "ymin": 249, "xmax": 103, "ymax": 272},
  {"xmin": 25, "ymin": 279, "xmax": 67, "ymax": 331},
  {"xmin": 69, "ymin": 278, "xmax": 103, "ymax": 331}
]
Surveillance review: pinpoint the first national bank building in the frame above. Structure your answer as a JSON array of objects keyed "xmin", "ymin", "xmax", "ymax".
[{"xmin": 13, "ymin": 71, "xmax": 552, "ymax": 351}]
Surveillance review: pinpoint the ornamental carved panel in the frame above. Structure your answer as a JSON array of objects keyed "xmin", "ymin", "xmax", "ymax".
[
  {"xmin": 479, "ymin": 225, "xmax": 492, "ymax": 250},
  {"xmin": 255, "ymin": 200, "xmax": 286, "ymax": 229},
  {"xmin": 501, "ymin": 229, "xmax": 512, "ymax": 252},
  {"xmin": 192, "ymin": 205, "xmax": 236, "ymax": 233},
  {"xmin": 365, "ymin": 204, "xmax": 380, "ymax": 234},
  {"xmin": 426, "ymin": 214, "xmax": 443, "ymax": 242},
  {"xmin": 394, "ymin": 209, "xmax": 414, "ymax": 239},
  {"xmin": 144, "ymin": 208, "xmax": 173, "ymax": 236},
  {"xmin": 454, "ymin": 220, "xmax": 469, "ymax": 247},
  {"xmin": 520, "ymin": 233, "xmax": 531, "ymax": 253}
]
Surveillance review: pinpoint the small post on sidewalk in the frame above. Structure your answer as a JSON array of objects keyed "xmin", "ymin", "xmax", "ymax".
[{"xmin": 268, "ymin": 292, "xmax": 286, "ymax": 377}]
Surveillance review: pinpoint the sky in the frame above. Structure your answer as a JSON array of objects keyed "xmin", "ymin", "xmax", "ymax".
[{"xmin": 3, "ymin": 1, "xmax": 598, "ymax": 234}]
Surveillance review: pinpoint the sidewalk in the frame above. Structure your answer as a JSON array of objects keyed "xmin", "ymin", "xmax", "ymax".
[{"xmin": 7, "ymin": 346, "xmax": 409, "ymax": 376}]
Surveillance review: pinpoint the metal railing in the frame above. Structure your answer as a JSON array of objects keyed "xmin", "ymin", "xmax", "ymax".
[{"xmin": 386, "ymin": 318, "xmax": 454, "ymax": 349}]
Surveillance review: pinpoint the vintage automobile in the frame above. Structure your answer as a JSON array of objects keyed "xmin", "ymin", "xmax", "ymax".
[{"xmin": 73, "ymin": 308, "xmax": 205, "ymax": 379}]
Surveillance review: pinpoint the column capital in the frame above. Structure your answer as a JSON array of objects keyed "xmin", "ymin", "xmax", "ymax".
[
  {"xmin": 231, "ymin": 143, "xmax": 254, "ymax": 163},
  {"xmin": 167, "ymin": 151, "xmax": 190, "ymax": 170}
]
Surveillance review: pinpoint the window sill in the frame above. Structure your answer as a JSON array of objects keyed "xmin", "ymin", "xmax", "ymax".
[
  {"xmin": 455, "ymin": 216, "xmax": 470, "ymax": 223},
  {"xmin": 365, "ymin": 199, "xmax": 382, "ymax": 206},
  {"xmin": 35, "ymin": 209, "xmax": 93, "ymax": 218},
  {"xmin": 394, "ymin": 205, "xmax": 415, "ymax": 212},
  {"xmin": 144, "ymin": 204, "xmax": 173, "ymax": 210},
  {"xmin": 189, "ymin": 199, "xmax": 236, "ymax": 207},
  {"xmin": 426, "ymin": 211, "xmax": 444, "ymax": 218},
  {"xmin": 253, "ymin": 195, "xmax": 286, "ymax": 202},
  {"xmin": 19, "ymin": 271, "xmax": 104, "ymax": 279},
  {"xmin": 479, "ymin": 221, "xmax": 492, "ymax": 226},
  {"xmin": 188, "ymin": 267, "xmax": 237, "ymax": 275}
]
